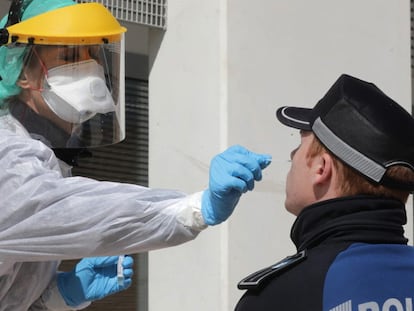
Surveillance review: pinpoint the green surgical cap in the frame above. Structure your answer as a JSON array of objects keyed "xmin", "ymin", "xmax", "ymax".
[{"xmin": 0, "ymin": 0, "xmax": 76, "ymax": 106}]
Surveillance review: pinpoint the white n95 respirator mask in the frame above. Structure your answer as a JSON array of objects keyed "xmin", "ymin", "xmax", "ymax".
[{"xmin": 41, "ymin": 59, "xmax": 116, "ymax": 124}]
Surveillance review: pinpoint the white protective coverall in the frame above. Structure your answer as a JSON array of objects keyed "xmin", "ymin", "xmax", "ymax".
[{"xmin": 0, "ymin": 113, "xmax": 206, "ymax": 310}]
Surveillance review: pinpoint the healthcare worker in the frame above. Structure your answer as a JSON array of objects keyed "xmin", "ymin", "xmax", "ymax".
[{"xmin": 0, "ymin": 0, "xmax": 272, "ymax": 310}]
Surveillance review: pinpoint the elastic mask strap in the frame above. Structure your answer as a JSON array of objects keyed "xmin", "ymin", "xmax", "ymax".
[
  {"xmin": 26, "ymin": 47, "xmax": 48, "ymax": 92},
  {"xmin": 31, "ymin": 47, "xmax": 48, "ymax": 77}
]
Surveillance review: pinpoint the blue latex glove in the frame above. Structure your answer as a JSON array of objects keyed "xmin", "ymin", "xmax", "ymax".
[
  {"xmin": 57, "ymin": 255, "xmax": 134, "ymax": 307},
  {"xmin": 201, "ymin": 145, "xmax": 272, "ymax": 225}
]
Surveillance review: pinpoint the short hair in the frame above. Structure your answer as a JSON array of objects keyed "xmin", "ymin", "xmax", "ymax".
[{"xmin": 307, "ymin": 134, "xmax": 413, "ymax": 203}]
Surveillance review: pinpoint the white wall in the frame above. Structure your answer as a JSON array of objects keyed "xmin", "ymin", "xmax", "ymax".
[
  {"xmin": 147, "ymin": 0, "xmax": 411, "ymax": 310},
  {"xmin": 0, "ymin": 1, "xmax": 410, "ymax": 310}
]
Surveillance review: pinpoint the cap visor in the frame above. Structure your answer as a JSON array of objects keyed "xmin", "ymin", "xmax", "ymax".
[{"xmin": 276, "ymin": 106, "xmax": 312, "ymax": 130}]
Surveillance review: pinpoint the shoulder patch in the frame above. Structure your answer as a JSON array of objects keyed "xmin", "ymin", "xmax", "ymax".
[{"xmin": 238, "ymin": 250, "xmax": 307, "ymax": 290}]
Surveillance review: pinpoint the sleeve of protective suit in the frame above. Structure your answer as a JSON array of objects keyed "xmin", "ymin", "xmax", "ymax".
[
  {"xmin": 0, "ymin": 130, "xmax": 206, "ymax": 262},
  {"xmin": 29, "ymin": 273, "xmax": 91, "ymax": 311}
]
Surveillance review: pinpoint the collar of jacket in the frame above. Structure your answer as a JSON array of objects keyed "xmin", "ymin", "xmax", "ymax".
[{"xmin": 290, "ymin": 195, "xmax": 408, "ymax": 251}]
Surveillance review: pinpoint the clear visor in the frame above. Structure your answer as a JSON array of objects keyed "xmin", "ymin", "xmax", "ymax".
[{"xmin": 9, "ymin": 36, "xmax": 125, "ymax": 148}]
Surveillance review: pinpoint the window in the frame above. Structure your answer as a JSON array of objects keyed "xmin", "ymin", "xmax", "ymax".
[
  {"xmin": 61, "ymin": 76, "xmax": 149, "ymax": 311},
  {"xmin": 77, "ymin": 0, "xmax": 167, "ymax": 29}
]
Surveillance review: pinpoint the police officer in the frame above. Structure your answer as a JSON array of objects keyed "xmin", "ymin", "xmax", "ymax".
[{"xmin": 236, "ymin": 74, "xmax": 414, "ymax": 310}]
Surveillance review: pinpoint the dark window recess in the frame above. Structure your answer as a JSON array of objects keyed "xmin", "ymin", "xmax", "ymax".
[{"xmin": 60, "ymin": 77, "xmax": 149, "ymax": 311}]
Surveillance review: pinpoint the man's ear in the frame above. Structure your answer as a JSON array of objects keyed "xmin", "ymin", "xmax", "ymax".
[
  {"xmin": 312, "ymin": 152, "xmax": 339, "ymax": 200},
  {"xmin": 15, "ymin": 74, "xmax": 41, "ymax": 114},
  {"xmin": 16, "ymin": 72, "xmax": 31, "ymax": 89},
  {"xmin": 313, "ymin": 152, "xmax": 334, "ymax": 186}
]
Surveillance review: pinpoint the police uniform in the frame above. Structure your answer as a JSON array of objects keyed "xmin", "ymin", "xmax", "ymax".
[
  {"xmin": 236, "ymin": 74, "xmax": 414, "ymax": 311},
  {"xmin": 236, "ymin": 196, "xmax": 414, "ymax": 311}
]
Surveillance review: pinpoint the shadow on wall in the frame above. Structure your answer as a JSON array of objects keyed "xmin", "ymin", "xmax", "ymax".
[{"xmin": 148, "ymin": 28, "xmax": 166, "ymax": 74}]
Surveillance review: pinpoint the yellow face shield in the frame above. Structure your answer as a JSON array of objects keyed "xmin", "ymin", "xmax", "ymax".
[
  {"xmin": 3, "ymin": 3, "xmax": 126, "ymax": 45},
  {"xmin": 0, "ymin": 2, "xmax": 128, "ymax": 148}
]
